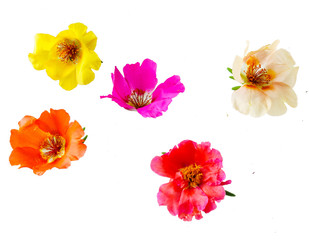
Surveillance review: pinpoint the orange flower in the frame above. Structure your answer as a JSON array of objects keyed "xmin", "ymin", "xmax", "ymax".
[{"xmin": 9, "ymin": 109, "xmax": 87, "ymax": 175}]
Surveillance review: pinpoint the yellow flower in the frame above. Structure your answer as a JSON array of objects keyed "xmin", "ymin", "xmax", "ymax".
[
  {"xmin": 231, "ymin": 40, "xmax": 298, "ymax": 117},
  {"xmin": 29, "ymin": 23, "xmax": 102, "ymax": 90}
]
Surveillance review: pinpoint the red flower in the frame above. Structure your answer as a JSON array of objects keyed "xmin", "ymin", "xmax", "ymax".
[
  {"xmin": 151, "ymin": 140, "xmax": 231, "ymax": 221},
  {"xmin": 9, "ymin": 109, "xmax": 87, "ymax": 175}
]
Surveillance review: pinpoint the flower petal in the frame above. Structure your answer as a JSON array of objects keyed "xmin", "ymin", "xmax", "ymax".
[
  {"xmin": 65, "ymin": 121, "xmax": 87, "ymax": 161},
  {"xmin": 266, "ymin": 48, "xmax": 296, "ymax": 73},
  {"xmin": 68, "ymin": 23, "xmax": 88, "ymax": 38},
  {"xmin": 100, "ymin": 94, "xmax": 135, "ymax": 110},
  {"xmin": 111, "ymin": 67, "xmax": 131, "ymax": 100},
  {"xmin": 232, "ymin": 85, "xmax": 271, "ymax": 117},
  {"xmin": 232, "ymin": 56, "xmax": 244, "ymax": 84},
  {"xmin": 82, "ymin": 31, "xmax": 97, "ymax": 51},
  {"xmin": 273, "ymin": 66, "xmax": 298, "ymax": 88},
  {"xmin": 123, "ymin": 59, "xmax": 158, "ymax": 92},
  {"xmin": 9, "ymin": 147, "xmax": 44, "ymax": 169},
  {"xmin": 18, "ymin": 116, "xmax": 36, "ymax": 129},
  {"xmin": 200, "ymin": 184, "xmax": 225, "ymax": 200},
  {"xmin": 151, "ymin": 140, "xmax": 198, "ymax": 178},
  {"xmin": 36, "ymin": 109, "xmax": 70, "ymax": 136},
  {"xmin": 28, "ymin": 34, "xmax": 56, "ymax": 70},
  {"xmin": 157, "ymin": 182, "xmax": 182, "ymax": 216},
  {"xmin": 152, "ymin": 75, "xmax": 185, "ymax": 101},
  {"xmin": 136, "ymin": 98, "xmax": 172, "ymax": 118},
  {"xmin": 178, "ymin": 188, "xmax": 208, "ymax": 215},
  {"xmin": 263, "ymin": 82, "xmax": 297, "ymax": 116}
]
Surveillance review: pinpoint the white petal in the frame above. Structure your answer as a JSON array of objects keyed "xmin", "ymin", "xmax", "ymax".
[
  {"xmin": 273, "ymin": 66, "xmax": 298, "ymax": 88},
  {"xmin": 246, "ymin": 40, "xmax": 280, "ymax": 65},
  {"xmin": 232, "ymin": 85, "xmax": 271, "ymax": 117},
  {"xmin": 264, "ymin": 82, "xmax": 297, "ymax": 116},
  {"xmin": 232, "ymin": 56, "xmax": 244, "ymax": 84},
  {"xmin": 265, "ymin": 48, "xmax": 296, "ymax": 73}
]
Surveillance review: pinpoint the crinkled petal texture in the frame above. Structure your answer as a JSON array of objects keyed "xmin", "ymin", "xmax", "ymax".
[
  {"xmin": 101, "ymin": 59, "xmax": 184, "ymax": 118},
  {"xmin": 151, "ymin": 140, "xmax": 231, "ymax": 221},
  {"xmin": 232, "ymin": 40, "xmax": 298, "ymax": 117},
  {"xmin": 28, "ymin": 22, "xmax": 101, "ymax": 91},
  {"xmin": 9, "ymin": 109, "xmax": 86, "ymax": 176}
]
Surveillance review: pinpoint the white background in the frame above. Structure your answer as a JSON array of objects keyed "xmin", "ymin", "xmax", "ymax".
[{"xmin": 0, "ymin": 0, "xmax": 308, "ymax": 239}]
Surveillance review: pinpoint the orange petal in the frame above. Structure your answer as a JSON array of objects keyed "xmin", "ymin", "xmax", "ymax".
[
  {"xmin": 10, "ymin": 125, "xmax": 50, "ymax": 149},
  {"xmin": 36, "ymin": 109, "xmax": 70, "ymax": 136},
  {"xmin": 65, "ymin": 121, "xmax": 87, "ymax": 161},
  {"xmin": 9, "ymin": 147, "xmax": 43, "ymax": 169},
  {"xmin": 18, "ymin": 116, "xmax": 37, "ymax": 129}
]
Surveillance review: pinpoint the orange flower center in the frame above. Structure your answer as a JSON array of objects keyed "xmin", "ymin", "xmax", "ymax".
[
  {"xmin": 127, "ymin": 89, "xmax": 152, "ymax": 109},
  {"xmin": 180, "ymin": 164, "xmax": 203, "ymax": 188},
  {"xmin": 56, "ymin": 39, "xmax": 81, "ymax": 64},
  {"xmin": 245, "ymin": 56, "xmax": 274, "ymax": 87},
  {"xmin": 40, "ymin": 135, "xmax": 66, "ymax": 163}
]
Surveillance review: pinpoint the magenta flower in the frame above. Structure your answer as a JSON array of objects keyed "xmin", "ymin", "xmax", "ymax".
[{"xmin": 100, "ymin": 59, "xmax": 185, "ymax": 118}]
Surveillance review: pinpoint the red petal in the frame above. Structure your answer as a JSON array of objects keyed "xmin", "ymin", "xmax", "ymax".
[
  {"xmin": 178, "ymin": 188, "xmax": 208, "ymax": 215},
  {"xmin": 157, "ymin": 182, "xmax": 182, "ymax": 216}
]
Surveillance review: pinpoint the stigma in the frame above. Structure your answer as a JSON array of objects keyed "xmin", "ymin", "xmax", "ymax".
[
  {"xmin": 57, "ymin": 39, "xmax": 81, "ymax": 64},
  {"xmin": 127, "ymin": 89, "xmax": 152, "ymax": 109},
  {"xmin": 40, "ymin": 135, "xmax": 66, "ymax": 163},
  {"xmin": 180, "ymin": 164, "xmax": 203, "ymax": 188}
]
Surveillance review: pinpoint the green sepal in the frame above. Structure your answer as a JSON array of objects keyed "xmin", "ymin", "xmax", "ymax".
[
  {"xmin": 83, "ymin": 127, "xmax": 86, "ymax": 131},
  {"xmin": 225, "ymin": 190, "xmax": 236, "ymax": 197},
  {"xmin": 232, "ymin": 86, "xmax": 241, "ymax": 91},
  {"xmin": 229, "ymin": 76, "xmax": 235, "ymax": 80},
  {"xmin": 161, "ymin": 152, "xmax": 166, "ymax": 155},
  {"xmin": 227, "ymin": 67, "xmax": 233, "ymax": 74},
  {"xmin": 82, "ymin": 135, "xmax": 88, "ymax": 143}
]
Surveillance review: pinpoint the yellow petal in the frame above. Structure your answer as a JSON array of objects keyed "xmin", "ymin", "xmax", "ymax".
[
  {"xmin": 82, "ymin": 31, "xmax": 97, "ymax": 51},
  {"xmin": 29, "ymin": 34, "xmax": 56, "ymax": 70},
  {"xmin": 232, "ymin": 85, "xmax": 271, "ymax": 117},
  {"xmin": 59, "ymin": 69, "xmax": 78, "ymax": 91},
  {"xmin": 68, "ymin": 23, "xmax": 88, "ymax": 38}
]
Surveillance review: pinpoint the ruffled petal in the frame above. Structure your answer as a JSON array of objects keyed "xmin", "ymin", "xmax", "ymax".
[
  {"xmin": 245, "ymin": 40, "xmax": 279, "ymax": 65},
  {"xmin": 68, "ymin": 23, "xmax": 88, "ymax": 38},
  {"xmin": 232, "ymin": 56, "xmax": 244, "ymax": 84},
  {"xmin": 200, "ymin": 184, "xmax": 225, "ymax": 200},
  {"xmin": 111, "ymin": 67, "xmax": 131, "ymax": 100},
  {"xmin": 157, "ymin": 181, "xmax": 182, "ymax": 216},
  {"xmin": 65, "ymin": 121, "xmax": 87, "ymax": 161},
  {"xmin": 273, "ymin": 66, "xmax": 298, "ymax": 88},
  {"xmin": 263, "ymin": 82, "xmax": 297, "ymax": 116},
  {"xmin": 178, "ymin": 188, "xmax": 208, "ymax": 215},
  {"xmin": 82, "ymin": 31, "xmax": 97, "ymax": 51},
  {"xmin": 36, "ymin": 109, "xmax": 70, "ymax": 136},
  {"xmin": 28, "ymin": 34, "xmax": 56, "ymax": 70},
  {"xmin": 100, "ymin": 94, "xmax": 134, "ymax": 110},
  {"xmin": 18, "ymin": 116, "xmax": 36, "ymax": 129},
  {"xmin": 152, "ymin": 75, "xmax": 185, "ymax": 101},
  {"xmin": 9, "ymin": 147, "xmax": 44, "ymax": 169},
  {"xmin": 266, "ymin": 48, "xmax": 296, "ymax": 73},
  {"xmin": 123, "ymin": 59, "xmax": 158, "ymax": 92},
  {"xmin": 151, "ymin": 140, "xmax": 198, "ymax": 177},
  {"xmin": 232, "ymin": 85, "xmax": 271, "ymax": 117},
  {"xmin": 136, "ymin": 98, "xmax": 172, "ymax": 118}
]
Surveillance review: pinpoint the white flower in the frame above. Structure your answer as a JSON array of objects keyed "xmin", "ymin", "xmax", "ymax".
[{"xmin": 232, "ymin": 40, "xmax": 298, "ymax": 117}]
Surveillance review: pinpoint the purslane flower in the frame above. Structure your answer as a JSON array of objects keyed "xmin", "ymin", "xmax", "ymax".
[
  {"xmin": 151, "ymin": 140, "xmax": 232, "ymax": 221},
  {"xmin": 230, "ymin": 40, "xmax": 298, "ymax": 117},
  {"xmin": 9, "ymin": 109, "xmax": 87, "ymax": 175},
  {"xmin": 100, "ymin": 59, "xmax": 185, "ymax": 118},
  {"xmin": 29, "ymin": 23, "xmax": 102, "ymax": 91}
]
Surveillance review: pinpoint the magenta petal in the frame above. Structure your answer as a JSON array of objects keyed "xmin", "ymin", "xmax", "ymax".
[
  {"xmin": 123, "ymin": 59, "xmax": 158, "ymax": 92},
  {"xmin": 112, "ymin": 67, "xmax": 131, "ymax": 99},
  {"xmin": 200, "ymin": 184, "xmax": 226, "ymax": 200},
  {"xmin": 136, "ymin": 98, "xmax": 172, "ymax": 118},
  {"xmin": 178, "ymin": 188, "xmax": 208, "ymax": 215},
  {"xmin": 152, "ymin": 75, "xmax": 185, "ymax": 101},
  {"xmin": 100, "ymin": 94, "xmax": 134, "ymax": 110},
  {"xmin": 157, "ymin": 182, "xmax": 182, "ymax": 216}
]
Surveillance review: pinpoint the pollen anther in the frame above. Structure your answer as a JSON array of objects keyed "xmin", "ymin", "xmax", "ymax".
[
  {"xmin": 180, "ymin": 164, "xmax": 203, "ymax": 188},
  {"xmin": 57, "ymin": 39, "xmax": 81, "ymax": 64},
  {"xmin": 40, "ymin": 135, "xmax": 66, "ymax": 163}
]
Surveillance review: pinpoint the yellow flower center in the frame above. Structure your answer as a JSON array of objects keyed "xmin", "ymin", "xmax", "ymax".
[
  {"xmin": 244, "ymin": 56, "xmax": 274, "ymax": 87},
  {"xmin": 56, "ymin": 39, "xmax": 81, "ymax": 64},
  {"xmin": 40, "ymin": 135, "xmax": 66, "ymax": 163},
  {"xmin": 180, "ymin": 164, "xmax": 203, "ymax": 188},
  {"xmin": 127, "ymin": 89, "xmax": 152, "ymax": 109}
]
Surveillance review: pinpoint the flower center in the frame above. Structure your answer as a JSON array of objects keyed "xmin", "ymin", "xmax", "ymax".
[
  {"xmin": 180, "ymin": 164, "xmax": 203, "ymax": 188},
  {"xmin": 127, "ymin": 89, "xmax": 152, "ymax": 109},
  {"xmin": 56, "ymin": 39, "xmax": 81, "ymax": 64},
  {"xmin": 244, "ymin": 56, "xmax": 274, "ymax": 87},
  {"xmin": 40, "ymin": 135, "xmax": 66, "ymax": 163}
]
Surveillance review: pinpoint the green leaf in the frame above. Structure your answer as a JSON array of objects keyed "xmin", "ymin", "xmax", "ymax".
[
  {"xmin": 161, "ymin": 152, "xmax": 167, "ymax": 155},
  {"xmin": 232, "ymin": 86, "xmax": 241, "ymax": 91},
  {"xmin": 83, "ymin": 127, "xmax": 86, "ymax": 131},
  {"xmin": 229, "ymin": 76, "xmax": 235, "ymax": 80},
  {"xmin": 227, "ymin": 67, "xmax": 233, "ymax": 74},
  {"xmin": 82, "ymin": 135, "xmax": 88, "ymax": 143},
  {"xmin": 225, "ymin": 190, "xmax": 236, "ymax": 197}
]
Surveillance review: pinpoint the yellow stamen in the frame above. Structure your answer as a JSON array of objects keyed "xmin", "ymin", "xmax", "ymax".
[
  {"xmin": 180, "ymin": 164, "xmax": 203, "ymax": 188},
  {"xmin": 56, "ymin": 39, "xmax": 81, "ymax": 64},
  {"xmin": 40, "ymin": 135, "xmax": 66, "ymax": 163}
]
